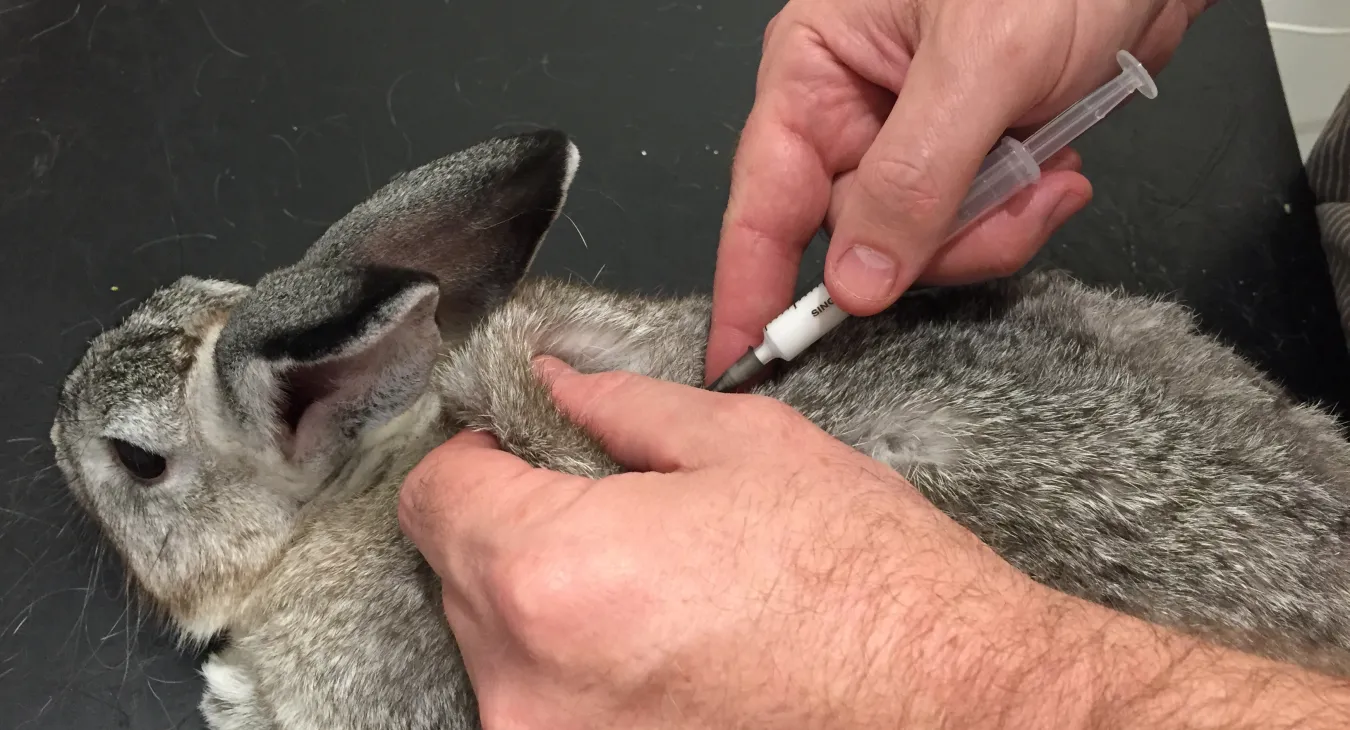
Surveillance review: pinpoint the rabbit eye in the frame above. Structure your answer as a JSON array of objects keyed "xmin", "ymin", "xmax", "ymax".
[{"xmin": 110, "ymin": 439, "xmax": 167, "ymax": 482}]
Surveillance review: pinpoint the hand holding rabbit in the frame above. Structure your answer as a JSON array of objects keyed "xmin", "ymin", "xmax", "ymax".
[
  {"xmin": 404, "ymin": 356, "xmax": 1038, "ymax": 730},
  {"xmin": 404, "ymin": 357, "xmax": 1350, "ymax": 730}
]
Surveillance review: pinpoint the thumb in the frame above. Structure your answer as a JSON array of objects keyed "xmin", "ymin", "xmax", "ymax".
[
  {"xmin": 534, "ymin": 356, "xmax": 786, "ymax": 472},
  {"xmin": 824, "ymin": 29, "xmax": 1056, "ymax": 315}
]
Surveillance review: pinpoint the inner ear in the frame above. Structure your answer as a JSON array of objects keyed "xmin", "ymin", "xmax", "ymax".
[
  {"xmin": 274, "ymin": 358, "xmax": 345, "ymax": 462},
  {"xmin": 278, "ymin": 360, "xmax": 340, "ymax": 439},
  {"xmin": 213, "ymin": 265, "xmax": 443, "ymax": 462},
  {"xmin": 269, "ymin": 323, "xmax": 422, "ymax": 462}
]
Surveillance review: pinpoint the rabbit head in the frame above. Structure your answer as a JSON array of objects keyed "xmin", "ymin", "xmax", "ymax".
[{"xmin": 50, "ymin": 130, "xmax": 580, "ymax": 640}]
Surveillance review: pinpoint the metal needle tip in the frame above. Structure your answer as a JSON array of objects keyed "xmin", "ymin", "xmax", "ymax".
[{"xmin": 706, "ymin": 348, "xmax": 767, "ymax": 393}]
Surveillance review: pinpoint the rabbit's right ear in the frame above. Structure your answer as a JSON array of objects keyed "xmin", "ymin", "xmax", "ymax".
[
  {"xmin": 211, "ymin": 264, "xmax": 442, "ymax": 468},
  {"xmin": 299, "ymin": 130, "xmax": 580, "ymax": 341}
]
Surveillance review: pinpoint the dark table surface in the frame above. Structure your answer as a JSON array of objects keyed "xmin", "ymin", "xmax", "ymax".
[{"xmin": 2, "ymin": 0, "xmax": 1347, "ymax": 727}]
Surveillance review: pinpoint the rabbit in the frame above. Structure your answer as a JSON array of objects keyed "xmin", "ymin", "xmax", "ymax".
[{"xmin": 49, "ymin": 128, "xmax": 1350, "ymax": 730}]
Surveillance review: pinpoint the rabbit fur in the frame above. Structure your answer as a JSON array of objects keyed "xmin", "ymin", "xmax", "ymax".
[{"xmin": 50, "ymin": 129, "xmax": 1350, "ymax": 729}]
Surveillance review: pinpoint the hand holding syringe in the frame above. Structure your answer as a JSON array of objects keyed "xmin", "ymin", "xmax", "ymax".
[{"xmin": 708, "ymin": 49, "xmax": 1159, "ymax": 393}]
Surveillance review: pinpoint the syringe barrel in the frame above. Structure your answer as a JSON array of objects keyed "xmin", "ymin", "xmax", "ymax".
[
  {"xmin": 1023, "ymin": 76, "xmax": 1134, "ymax": 164},
  {"xmin": 950, "ymin": 136, "xmax": 1041, "ymax": 239},
  {"xmin": 1023, "ymin": 50, "xmax": 1156, "ymax": 164}
]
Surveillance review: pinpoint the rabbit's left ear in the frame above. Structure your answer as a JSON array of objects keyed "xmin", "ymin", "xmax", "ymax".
[
  {"xmin": 212, "ymin": 265, "xmax": 441, "ymax": 466},
  {"xmin": 299, "ymin": 130, "xmax": 580, "ymax": 341}
]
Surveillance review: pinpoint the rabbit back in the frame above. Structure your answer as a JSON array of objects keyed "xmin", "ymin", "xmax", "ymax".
[
  {"xmin": 444, "ymin": 270, "xmax": 1350, "ymax": 675},
  {"xmin": 777, "ymin": 270, "xmax": 1350, "ymax": 674}
]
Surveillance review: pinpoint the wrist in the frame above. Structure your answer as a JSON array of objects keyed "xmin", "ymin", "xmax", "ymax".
[
  {"xmin": 1079, "ymin": 612, "xmax": 1350, "ymax": 729},
  {"xmin": 1005, "ymin": 589, "xmax": 1350, "ymax": 730},
  {"xmin": 831, "ymin": 502, "xmax": 1350, "ymax": 730}
]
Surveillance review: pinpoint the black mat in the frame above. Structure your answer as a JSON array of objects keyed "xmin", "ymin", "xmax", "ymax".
[{"xmin": 1, "ymin": 1, "xmax": 1344, "ymax": 727}]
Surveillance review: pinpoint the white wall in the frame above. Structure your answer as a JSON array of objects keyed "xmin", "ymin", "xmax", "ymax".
[{"xmin": 1262, "ymin": 0, "xmax": 1350, "ymax": 159}]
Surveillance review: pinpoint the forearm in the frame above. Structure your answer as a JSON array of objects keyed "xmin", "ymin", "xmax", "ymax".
[
  {"xmin": 930, "ymin": 580, "xmax": 1350, "ymax": 729},
  {"xmin": 1074, "ymin": 602, "xmax": 1350, "ymax": 729},
  {"xmin": 842, "ymin": 507, "xmax": 1350, "ymax": 730}
]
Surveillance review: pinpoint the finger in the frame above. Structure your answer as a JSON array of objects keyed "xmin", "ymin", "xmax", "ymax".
[
  {"xmin": 918, "ymin": 171, "xmax": 1091, "ymax": 285},
  {"xmin": 823, "ymin": 26, "xmax": 1055, "ymax": 315},
  {"xmin": 824, "ymin": 145, "xmax": 1082, "ymax": 232},
  {"xmin": 1131, "ymin": 2, "xmax": 1193, "ymax": 74},
  {"xmin": 821, "ymin": 139, "xmax": 1090, "ymax": 290},
  {"xmin": 707, "ymin": 29, "xmax": 894, "ymax": 383},
  {"xmin": 1034, "ymin": 145, "xmax": 1084, "ymax": 176},
  {"xmin": 707, "ymin": 103, "xmax": 832, "ymax": 384},
  {"xmin": 399, "ymin": 429, "xmax": 584, "ymax": 579},
  {"xmin": 917, "ymin": 149, "xmax": 1092, "ymax": 285},
  {"xmin": 534, "ymin": 356, "xmax": 757, "ymax": 472}
]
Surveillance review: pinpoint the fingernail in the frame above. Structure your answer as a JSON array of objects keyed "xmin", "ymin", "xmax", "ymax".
[
  {"xmin": 832, "ymin": 244, "xmax": 898, "ymax": 302},
  {"xmin": 531, "ymin": 355, "xmax": 576, "ymax": 385}
]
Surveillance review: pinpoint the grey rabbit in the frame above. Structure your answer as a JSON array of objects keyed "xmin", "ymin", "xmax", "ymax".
[{"xmin": 49, "ymin": 129, "xmax": 1350, "ymax": 729}]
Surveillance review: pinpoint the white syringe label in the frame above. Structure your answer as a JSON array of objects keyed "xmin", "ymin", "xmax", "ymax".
[{"xmin": 763, "ymin": 282, "xmax": 851, "ymax": 361}]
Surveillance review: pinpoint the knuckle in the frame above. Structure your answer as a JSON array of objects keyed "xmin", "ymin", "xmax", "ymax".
[
  {"xmin": 395, "ymin": 485, "xmax": 418, "ymax": 537},
  {"xmin": 487, "ymin": 552, "xmax": 557, "ymax": 637},
  {"xmin": 476, "ymin": 697, "xmax": 508, "ymax": 730},
  {"xmin": 764, "ymin": 7, "xmax": 816, "ymax": 50},
  {"xmin": 475, "ymin": 690, "xmax": 530, "ymax": 730},
  {"xmin": 485, "ymin": 539, "xmax": 643, "ymax": 686},
  {"xmin": 762, "ymin": 10, "xmax": 783, "ymax": 47},
  {"xmin": 549, "ymin": 368, "xmax": 641, "ymax": 425},
  {"xmin": 487, "ymin": 548, "xmax": 601, "ymax": 650},
  {"xmin": 858, "ymin": 156, "xmax": 944, "ymax": 225},
  {"xmin": 564, "ymin": 368, "xmax": 642, "ymax": 411},
  {"xmin": 396, "ymin": 463, "xmax": 436, "ymax": 536},
  {"xmin": 477, "ymin": 689, "xmax": 582, "ymax": 730},
  {"xmin": 590, "ymin": 368, "xmax": 644, "ymax": 394}
]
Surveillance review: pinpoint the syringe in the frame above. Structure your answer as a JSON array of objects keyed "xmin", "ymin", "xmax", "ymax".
[{"xmin": 708, "ymin": 49, "xmax": 1158, "ymax": 393}]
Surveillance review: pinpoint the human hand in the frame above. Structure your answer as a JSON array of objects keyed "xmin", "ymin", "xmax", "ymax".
[
  {"xmin": 399, "ymin": 357, "xmax": 1073, "ymax": 729},
  {"xmin": 706, "ymin": 0, "xmax": 1217, "ymax": 381},
  {"xmin": 401, "ymin": 357, "xmax": 1350, "ymax": 729}
]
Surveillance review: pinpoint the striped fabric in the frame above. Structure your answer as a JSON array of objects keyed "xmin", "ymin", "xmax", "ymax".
[{"xmin": 1309, "ymin": 84, "xmax": 1350, "ymax": 346}]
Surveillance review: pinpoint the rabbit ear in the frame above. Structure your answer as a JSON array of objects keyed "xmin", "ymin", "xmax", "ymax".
[
  {"xmin": 298, "ymin": 129, "xmax": 580, "ymax": 341},
  {"xmin": 212, "ymin": 264, "xmax": 442, "ymax": 466}
]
